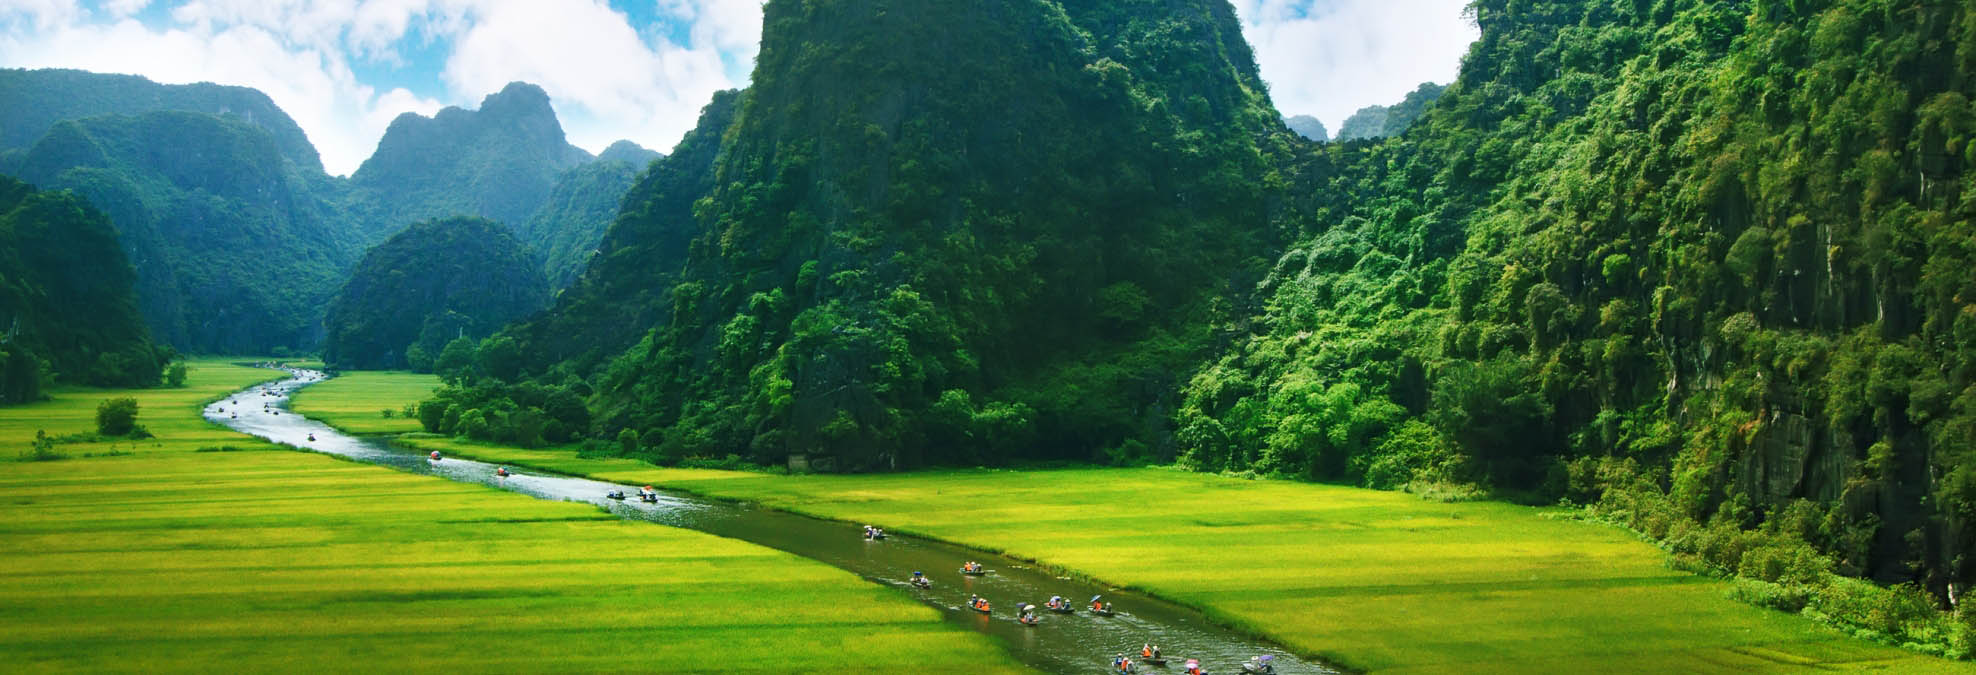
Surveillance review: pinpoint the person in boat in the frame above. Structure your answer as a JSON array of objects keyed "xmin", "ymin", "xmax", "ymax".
[
  {"xmin": 430, "ymin": 451, "xmax": 441, "ymax": 460},
  {"xmin": 306, "ymin": 433, "xmax": 315, "ymax": 442},
  {"xmin": 1143, "ymin": 644, "xmax": 1153, "ymax": 659},
  {"xmin": 1184, "ymin": 660, "xmax": 1203, "ymax": 675},
  {"xmin": 911, "ymin": 571, "xmax": 926, "ymax": 584},
  {"xmin": 1152, "ymin": 645, "xmax": 1162, "ymax": 660}
]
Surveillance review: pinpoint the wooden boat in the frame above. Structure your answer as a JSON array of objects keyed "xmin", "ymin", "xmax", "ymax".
[
  {"xmin": 910, "ymin": 577, "xmax": 932, "ymax": 589},
  {"xmin": 605, "ymin": 490, "xmax": 626, "ymax": 500},
  {"xmin": 1018, "ymin": 614, "xmax": 1038, "ymax": 626},
  {"xmin": 960, "ymin": 565, "xmax": 987, "ymax": 576},
  {"xmin": 1090, "ymin": 606, "xmax": 1116, "ymax": 616},
  {"xmin": 969, "ymin": 602, "xmax": 992, "ymax": 614}
]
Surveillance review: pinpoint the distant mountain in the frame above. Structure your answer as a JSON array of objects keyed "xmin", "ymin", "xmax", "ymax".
[
  {"xmin": 0, "ymin": 176, "xmax": 165, "ymax": 403},
  {"xmin": 323, "ymin": 216, "xmax": 549, "ymax": 371},
  {"xmin": 597, "ymin": 140, "xmax": 662, "ymax": 167},
  {"xmin": 519, "ymin": 140, "xmax": 662, "ymax": 289},
  {"xmin": 0, "ymin": 68, "xmax": 322, "ymax": 172},
  {"xmin": 11, "ymin": 111, "xmax": 359, "ymax": 353},
  {"xmin": 1335, "ymin": 83, "xmax": 1446, "ymax": 141},
  {"xmin": 349, "ymin": 82, "xmax": 592, "ymax": 238},
  {"xmin": 1285, "ymin": 115, "xmax": 1328, "ymax": 142},
  {"xmin": 508, "ymin": 91, "xmax": 738, "ymax": 366}
]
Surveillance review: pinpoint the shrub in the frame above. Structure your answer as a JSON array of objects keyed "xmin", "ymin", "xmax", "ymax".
[
  {"xmin": 164, "ymin": 362, "xmax": 188, "ymax": 388},
  {"xmin": 95, "ymin": 397, "xmax": 139, "ymax": 436}
]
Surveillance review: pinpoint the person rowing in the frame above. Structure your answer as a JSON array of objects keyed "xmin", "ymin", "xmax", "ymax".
[
  {"xmin": 430, "ymin": 451, "xmax": 441, "ymax": 460},
  {"xmin": 496, "ymin": 466, "xmax": 510, "ymax": 477}
]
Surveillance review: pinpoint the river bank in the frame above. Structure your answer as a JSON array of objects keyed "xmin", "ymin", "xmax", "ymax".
[
  {"xmin": 308, "ymin": 370, "xmax": 1952, "ymax": 673},
  {"xmin": 0, "ymin": 360, "xmax": 1022, "ymax": 672}
]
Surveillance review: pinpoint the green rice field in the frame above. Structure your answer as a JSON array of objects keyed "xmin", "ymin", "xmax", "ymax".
[
  {"xmin": 0, "ymin": 362, "xmax": 1021, "ymax": 673},
  {"xmin": 287, "ymin": 370, "xmax": 437, "ymax": 434},
  {"xmin": 397, "ymin": 440, "xmax": 1963, "ymax": 673}
]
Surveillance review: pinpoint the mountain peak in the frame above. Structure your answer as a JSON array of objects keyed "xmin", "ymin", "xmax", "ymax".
[
  {"xmin": 597, "ymin": 140, "xmax": 661, "ymax": 166},
  {"xmin": 480, "ymin": 81, "xmax": 555, "ymax": 119}
]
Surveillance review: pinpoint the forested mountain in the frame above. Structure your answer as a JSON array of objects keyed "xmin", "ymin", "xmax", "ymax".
[
  {"xmin": 348, "ymin": 82, "xmax": 592, "ymax": 239},
  {"xmin": 0, "ymin": 70, "xmax": 648, "ymax": 355},
  {"xmin": 8, "ymin": 111, "xmax": 358, "ymax": 353},
  {"xmin": 480, "ymin": 0, "xmax": 1300, "ymax": 469},
  {"xmin": 1285, "ymin": 114, "xmax": 1328, "ymax": 142},
  {"xmin": 1334, "ymin": 82, "xmax": 1446, "ymax": 141},
  {"xmin": 0, "ymin": 177, "xmax": 165, "ymax": 404},
  {"xmin": 0, "ymin": 68, "xmax": 321, "ymax": 172},
  {"xmin": 520, "ymin": 140, "xmax": 661, "ymax": 288},
  {"xmin": 1175, "ymin": 0, "xmax": 1976, "ymax": 632},
  {"xmin": 322, "ymin": 217, "xmax": 548, "ymax": 371}
]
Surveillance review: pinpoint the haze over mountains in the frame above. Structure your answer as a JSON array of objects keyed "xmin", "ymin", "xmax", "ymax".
[{"xmin": 0, "ymin": 68, "xmax": 657, "ymax": 355}]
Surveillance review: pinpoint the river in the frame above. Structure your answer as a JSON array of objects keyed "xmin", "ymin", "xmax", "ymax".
[{"xmin": 206, "ymin": 368, "xmax": 1331, "ymax": 674}]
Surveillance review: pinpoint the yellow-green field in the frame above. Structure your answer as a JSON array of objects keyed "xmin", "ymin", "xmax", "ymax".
[
  {"xmin": 0, "ymin": 361, "xmax": 1021, "ymax": 673},
  {"xmin": 287, "ymin": 371, "xmax": 437, "ymax": 434},
  {"xmin": 398, "ymin": 438, "xmax": 1964, "ymax": 673}
]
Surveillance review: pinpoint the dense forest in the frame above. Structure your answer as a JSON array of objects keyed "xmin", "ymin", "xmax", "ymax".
[
  {"xmin": 456, "ymin": 0, "xmax": 1299, "ymax": 469},
  {"xmin": 1284, "ymin": 114, "xmax": 1328, "ymax": 142},
  {"xmin": 321, "ymin": 217, "xmax": 549, "ymax": 371},
  {"xmin": 407, "ymin": 0, "xmax": 1976, "ymax": 650},
  {"xmin": 0, "ymin": 176, "xmax": 165, "ymax": 403},
  {"xmin": 521, "ymin": 140, "xmax": 663, "ymax": 288}
]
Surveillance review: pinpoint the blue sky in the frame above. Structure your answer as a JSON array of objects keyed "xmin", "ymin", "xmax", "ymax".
[{"xmin": 0, "ymin": 0, "xmax": 1475, "ymax": 175}]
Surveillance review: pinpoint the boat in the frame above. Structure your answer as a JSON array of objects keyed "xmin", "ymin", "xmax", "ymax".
[
  {"xmin": 1045, "ymin": 596, "xmax": 1075, "ymax": 614},
  {"xmin": 1239, "ymin": 655, "xmax": 1275, "ymax": 674},
  {"xmin": 966, "ymin": 596, "xmax": 991, "ymax": 614},
  {"xmin": 960, "ymin": 562, "xmax": 987, "ymax": 575},
  {"xmin": 639, "ymin": 491, "xmax": 658, "ymax": 503},
  {"xmin": 1018, "ymin": 613, "xmax": 1039, "ymax": 626},
  {"xmin": 606, "ymin": 490, "xmax": 626, "ymax": 500},
  {"xmin": 496, "ymin": 467, "xmax": 511, "ymax": 477},
  {"xmin": 1090, "ymin": 595, "xmax": 1115, "ymax": 616},
  {"xmin": 429, "ymin": 451, "xmax": 441, "ymax": 460},
  {"xmin": 910, "ymin": 577, "xmax": 932, "ymax": 589}
]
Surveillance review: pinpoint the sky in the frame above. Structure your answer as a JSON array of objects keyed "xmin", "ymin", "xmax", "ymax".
[{"xmin": 0, "ymin": 0, "xmax": 1477, "ymax": 176}]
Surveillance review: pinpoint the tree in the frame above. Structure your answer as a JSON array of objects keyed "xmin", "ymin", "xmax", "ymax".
[
  {"xmin": 96, "ymin": 397, "xmax": 139, "ymax": 436},
  {"xmin": 434, "ymin": 336, "xmax": 478, "ymax": 382},
  {"xmin": 164, "ymin": 362, "xmax": 188, "ymax": 388}
]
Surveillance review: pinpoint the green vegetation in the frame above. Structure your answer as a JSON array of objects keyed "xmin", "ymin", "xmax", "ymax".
[
  {"xmin": 92, "ymin": 397, "xmax": 138, "ymax": 436},
  {"xmin": 0, "ymin": 68, "xmax": 322, "ymax": 172},
  {"xmin": 348, "ymin": 83, "xmax": 593, "ymax": 237},
  {"xmin": 496, "ymin": 0, "xmax": 1297, "ymax": 471},
  {"xmin": 322, "ymin": 217, "xmax": 549, "ymax": 371},
  {"xmin": 287, "ymin": 371, "xmax": 437, "ymax": 434},
  {"xmin": 8, "ymin": 110, "xmax": 359, "ymax": 353},
  {"xmin": 0, "ymin": 361, "xmax": 1020, "ymax": 672},
  {"xmin": 519, "ymin": 141, "xmax": 656, "ymax": 288},
  {"xmin": 368, "ymin": 438, "xmax": 1953, "ymax": 673},
  {"xmin": 0, "ymin": 176, "xmax": 167, "ymax": 404}
]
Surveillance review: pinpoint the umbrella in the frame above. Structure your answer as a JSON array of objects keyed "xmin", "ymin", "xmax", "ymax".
[
  {"xmin": 1259, "ymin": 655, "xmax": 1273, "ymax": 662},
  {"xmin": 1091, "ymin": 595, "xmax": 1102, "ymax": 603}
]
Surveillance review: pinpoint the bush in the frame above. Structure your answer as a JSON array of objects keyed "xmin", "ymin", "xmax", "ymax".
[
  {"xmin": 95, "ymin": 397, "xmax": 139, "ymax": 436},
  {"xmin": 416, "ymin": 400, "xmax": 447, "ymax": 432},
  {"xmin": 164, "ymin": 362, "xmax": 188, "ymax": 388},
  {"xmin": 21, "ymin": 430, "xmax": 67, "ymax": 462}
]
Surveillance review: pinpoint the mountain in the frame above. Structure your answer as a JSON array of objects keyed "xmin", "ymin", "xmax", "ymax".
[
  {"xmin": 506, "ymin": 91, "xmax": 740, "ymax": 370},
  {"xmin": 0, "ymin": 176, "xmax": 165, "ymax": 404},
  {"xmin": 348, "ymin": 82, "xmax": 592, "ymax": 238},
  {"xmin": 1176, "ymin": 0, "xmax": 1976, "ymax": 638},
  {"xmin": 1334, "ymin": 82, "xmax": 1446, "ymax": 141},
  {"xmin": 520, "ymin": 140, "xmax": 662, "ymax": 288},
  {"xmin": 10, "ymin": 110, "xmax": 358, "ymax": 353},
  {"xmin": 322, "ymin": 216, "xmax": 549, "ymax": 371},
  {"xmin": 597, "ymin": 140, "xmax": 662, "ymax": 167},
  {"xmin": 1284, "ymin": 115, "xmax": 1328, "ymax": 142},
  {"xmin": 488, "ymin": 0, "xmax": 1298, "ymax": 470},
  {"xmin": 0, "ymin": 68, "xmax": 322, "ymax": 172}
]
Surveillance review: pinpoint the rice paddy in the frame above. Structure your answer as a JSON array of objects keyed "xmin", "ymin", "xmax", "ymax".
[
  {"xmin": 0, "ymin": 362, "xmax": 1022, "ymax": 673},
  {"xmin": 286, "ymin": 370, "xmax": 437, "ymax": 434},
  {"xmin": 397, "ymin": 439, "xmax": 1964, "ymax": 673}
]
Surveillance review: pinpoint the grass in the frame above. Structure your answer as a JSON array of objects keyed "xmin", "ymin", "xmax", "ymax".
[
  {"xmin": 0, "ymin": 361, "xmax": 1022, "ymax": 673},
  {"xmin": 394, "ymin": 438, "xmax": 1972, "ymax": 673},
  {"xmin": 287, "ymin": 371, "xmax": 437, "ymax": 434}
]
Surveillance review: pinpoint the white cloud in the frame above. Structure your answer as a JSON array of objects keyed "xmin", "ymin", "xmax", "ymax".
[
  {"xmin": 1, "ymin": 0, "xmax": 1470, "ymax": 174},
  {"xmin": 441, "ymin": 0, "xmax": 742, "ymax": 156},
  {"xmin": 1234, "ymin": 0, "xmax": 1477, "ymax": 131},
  {"xmin": 0, "ymin": 6, "xmax": 444, "ymax": 174}
]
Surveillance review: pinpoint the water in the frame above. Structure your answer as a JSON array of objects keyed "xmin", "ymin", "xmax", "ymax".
[{"xmin": 209, "ymin": 368, "xmax": 1331, "ymax": 674}]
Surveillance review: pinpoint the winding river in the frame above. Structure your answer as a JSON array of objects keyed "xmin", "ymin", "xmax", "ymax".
[{"xmin": 207, "ymin": 368, "xmax": 1331, "ymax": 674}]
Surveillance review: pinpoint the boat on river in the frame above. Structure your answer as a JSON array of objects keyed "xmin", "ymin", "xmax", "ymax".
[{"xmin": 960, "ymin": 561, "xmax": 986, "ymax": 575}]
